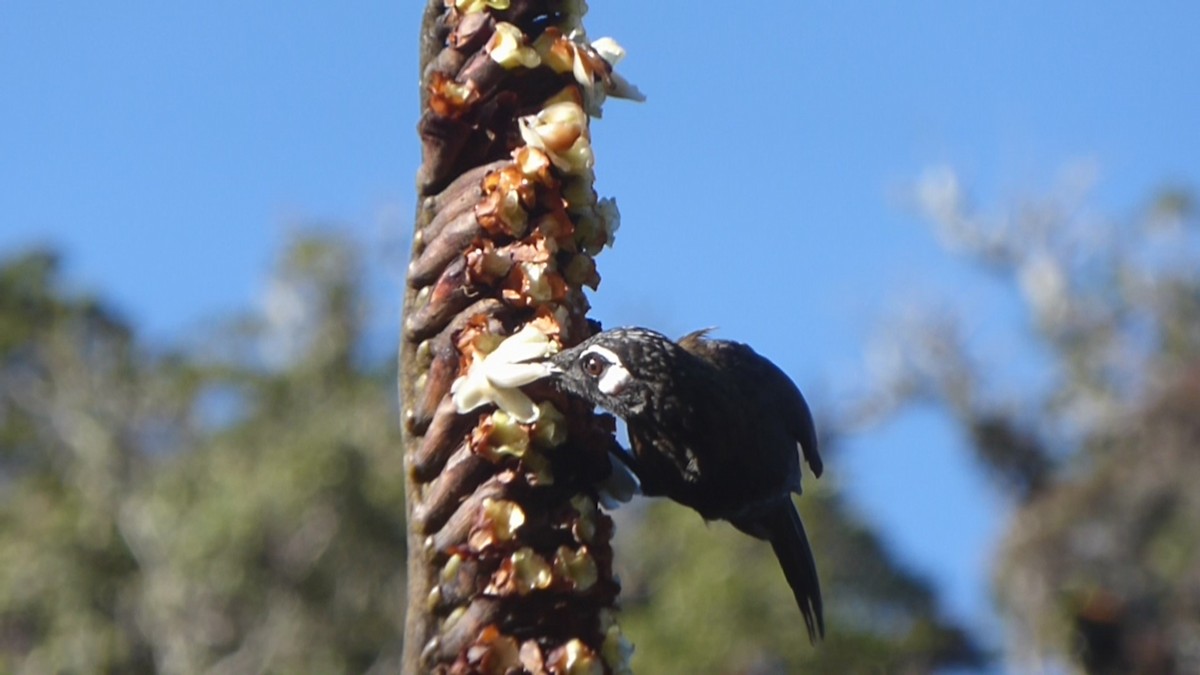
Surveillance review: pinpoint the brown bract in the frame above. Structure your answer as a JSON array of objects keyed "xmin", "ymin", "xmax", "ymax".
[
  {"xmin": 447, "ymin": 12, "xmax": 494, "ymax": 52},
  {"xmin": 430, "ymin": 71, "xmax": 481, "ymax": 119},
  {"xmin": 515, "ymin": 146, "xmax": 556, "ymax": 185},
  {"xmin": 519, "ymin": 640, "xmax": 548, "ymax": 674},
  {"xmin": 553, "ymin": 545, "xmax": 599, "ymax": 592},
  {"xmin": 534, "ymin": 207, "xmax": 577, "ymax": 250},
  {"xmin": 470, "ymin": 412, "xmax": 529, "ymax": 462},
  {"xmin": 501, "ymin": 262, "xmax": 568, "ymax": 308},
  {"xmin": 563, "ymin": 254, "xmax": 600, "ymax": 290},
  {"xmin": 476, "ymin": 163, "xmax": 539, "ymax": 237},
  {"xmin": 533, "ymin": 28, "xmax": 577, "ymax": 73},
  {"xmin": 527, "ymin": 305, "xmax": 568, "ymax": 342},
  {"xmin": 535, "ymin": 28, "xmax": 613, "ymax": 89},
  {"xmin": 407, "ymin": 257, "xmax": 474, "ymax": 341},
  {"xmin": 469, "ymin": 496, "xmax": 526, "ymax": 553},
  {"xmin": 508, "ymin": 229, "xmax": 558, "ymax": 264},
  {"xmin": 409, "ymin": 209, "xmax": 486, "ymax": 288},
  {"xmin": 454, "ymin": 314, "xmax": 504, "ymax": 373},
  {"xmin": 546, "ymin": 639, "xmax": 603, "ymax": 675},
  {"xmin": 463, "ymin": 625, "xmax": 522, "ymax": 675},
  {"xmin": 469, "ymin": 407, "xmax": 559, "ymax": 485},
  {"xmin": 465, "ymin": 239, "xmax": 515, "ymax": 287},
  {"xmin": 485, "ymin": 548, "xmax": 553, "ymax": 597},
  {"xmin": 415, "ymin": 443, "xmax": 492, "ymax": 536}
]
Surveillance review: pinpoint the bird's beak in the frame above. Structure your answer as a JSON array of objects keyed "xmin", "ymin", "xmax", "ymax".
[{"xmin": 543, "ymin": 359, "xmax": 564, "ymax": 376}]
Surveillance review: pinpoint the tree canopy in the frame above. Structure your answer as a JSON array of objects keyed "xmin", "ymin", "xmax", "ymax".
[{"xmin": 854, "ymin": 170, "xmax": 1200, "ymax": 673}]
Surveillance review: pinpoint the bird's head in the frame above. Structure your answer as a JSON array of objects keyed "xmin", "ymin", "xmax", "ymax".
[{"xmin": 548, "ymin": 327, "xmax": 676, "ymax": 419}]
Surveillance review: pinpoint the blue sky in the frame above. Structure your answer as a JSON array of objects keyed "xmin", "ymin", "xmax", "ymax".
[{"xmin": 3, "ymin": 1, "xmax": 1198, "ymax": 655}]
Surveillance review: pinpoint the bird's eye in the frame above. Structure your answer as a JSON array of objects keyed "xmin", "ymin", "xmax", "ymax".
[{"xmin": 581, "ymin": 353, "xmax": 608, "ymax": 378}]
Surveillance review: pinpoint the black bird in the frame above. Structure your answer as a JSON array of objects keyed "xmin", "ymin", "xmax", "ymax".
[{"xmin": 547, "ymin": 327, "xmax": 824, "ymax": 641}]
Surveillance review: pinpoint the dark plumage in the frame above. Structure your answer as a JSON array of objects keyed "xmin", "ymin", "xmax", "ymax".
[{"xmin": 548, "ymin": 327, "xmax": 825, "ymax": 641}]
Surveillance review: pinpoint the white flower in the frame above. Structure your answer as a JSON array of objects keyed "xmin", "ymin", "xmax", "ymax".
[
  {"xmin": 586, "ymin": 37, "xmax": 645, "ymax": 104},
  {"xmin": 589, "ymin": 37, "xmax": 624, "ymax": 66},
  {"xmin": 454, "ymin": 0, "xmax": 510, "ymax": 14},
  {"xmin": 451, "ymin": 324, "xmax": 559, "ymax": 422},
  {"xmin": 597, "ymin": 197, "xmax": 620, "ymax": 248},
  {"xmin": 518, "ymin": 100, "xmax": 594, "ymax": 174},
  {"xmin": 488, "ymin": 22, "xmax": 541, "ymax": 70},
  {"xmin": 604, "ymin": 71, "xmax": 646, "ymax": 104}
]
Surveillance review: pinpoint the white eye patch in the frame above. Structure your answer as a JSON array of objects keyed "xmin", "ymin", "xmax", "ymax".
[{"xmin": 581, "ymin": 345, "xmax": 631, "ymax": 395}]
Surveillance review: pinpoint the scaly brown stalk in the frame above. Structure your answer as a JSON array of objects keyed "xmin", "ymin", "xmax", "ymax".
[{"xmin": 402, "ymin": 2, "xmax": 641, "ymax": 672}]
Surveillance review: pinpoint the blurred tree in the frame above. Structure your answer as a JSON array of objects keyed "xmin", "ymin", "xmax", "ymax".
[
  {"xmin": 852, "ymin": 166, "xmax": 1200, "ymax": 673},
  {"xmin": 0, "ymin": 249, "xmax": 168, "ymax": 672},
  {"xmin": 616, "ymin": 476, "xmax": 981, "ymax": 674},
  {"xmin": 120, "ymin": 235, "xmax": 408, "ymax": 674},
  {"xmin": 0, "ymin": 235, "xmax": 407, "ymax": 674}
]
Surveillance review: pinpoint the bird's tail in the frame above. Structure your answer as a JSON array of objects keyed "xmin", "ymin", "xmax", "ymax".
[{"xmin": 762, "ymin": 500, "xmax": 824, "ymax": 643}]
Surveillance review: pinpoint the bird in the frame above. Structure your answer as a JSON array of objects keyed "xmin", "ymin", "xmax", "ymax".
[{"xmin": 547, "ymin": 327, "xmax": 824, "ymax": 641}]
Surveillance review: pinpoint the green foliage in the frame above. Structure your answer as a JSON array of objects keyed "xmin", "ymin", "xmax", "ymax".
[
  {"xmin": 617, "ymin": 484, "xmax": 979, "ymax": 674},
  {"xmin": 0, "ymin": 237, "xmax": 406, "ymax": 673}
]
